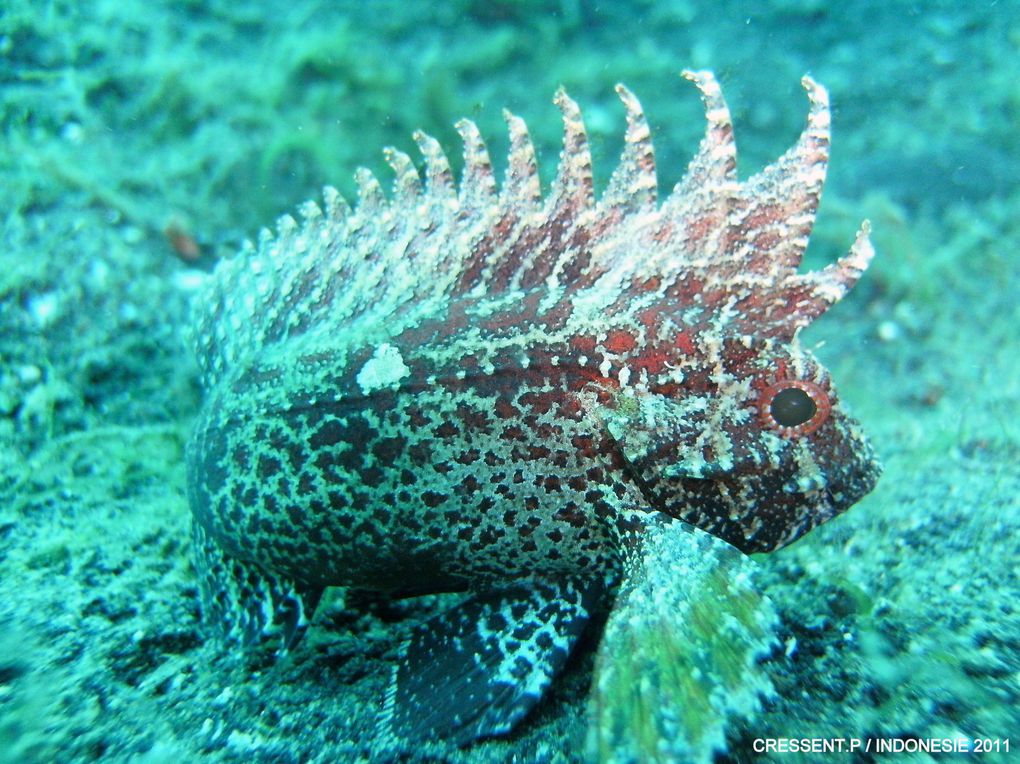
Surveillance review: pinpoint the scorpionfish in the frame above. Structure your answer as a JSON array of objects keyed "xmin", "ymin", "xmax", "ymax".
[{"xmin": 186, "ymin": 70, "xmax": 880, "ymax": 757}]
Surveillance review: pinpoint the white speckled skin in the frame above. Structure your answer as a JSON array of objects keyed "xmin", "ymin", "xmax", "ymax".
[{"xmin": 185, "ymin": 70, "xmax": 880, "ymax": 746}]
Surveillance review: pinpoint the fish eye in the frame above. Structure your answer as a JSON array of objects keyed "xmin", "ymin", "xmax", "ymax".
[
  {"xmin": 759, "ymin": 379, "xmax": 830, "ymax": 438},
  {"xmin": 771, "ymin": 387, "xmax": 816, "ymax": 426}
]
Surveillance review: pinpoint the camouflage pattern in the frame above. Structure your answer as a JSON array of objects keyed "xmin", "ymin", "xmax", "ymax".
[{"xmin": 185, "ymin": 70, "xmax": 880, "ymax": 746}]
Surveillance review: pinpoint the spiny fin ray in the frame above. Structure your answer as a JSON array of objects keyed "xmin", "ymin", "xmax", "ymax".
[
  {"xmin": 502, "ymin": 109, "xmax": 542, "ymax": 206},
  {"xmin": 456, "ymin": 118, "xmax": 497, "ymax": 214},
  {"xmin": 384, "ymin": 147, "xmax": 422, "ymax": 203},
  {"xmin": 782, "ymin": 220, "xmax": 875, "ymax": 331},
  {"xmin": 601, "ymin": 83, "xmax": 657, "ymax": 214},
  {"xmin": 355, "ymin": 167, "xmax": 385, "ymax": 212},
  {"xmin": 413, "ymin": 130, "xmax": 455, "ymax": 200},
  {"xmin": 731, "ymin": 75, "xmax": 831, "ymax": 275},
  {"xmin": 672, "ymin": 69, "xmax": 738, "ymax": 198},
  {"xmin": 550, "ymin": 88, "xmax": 594, "ymax": 213}
]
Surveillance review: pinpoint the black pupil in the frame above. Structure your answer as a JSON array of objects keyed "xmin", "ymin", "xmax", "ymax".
[{"xmin": 770, "ymin": 387, "xmax": 817, "ymax": 427}]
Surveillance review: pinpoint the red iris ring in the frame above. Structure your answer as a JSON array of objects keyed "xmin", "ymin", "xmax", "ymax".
[{"xmin": 759, "ymin": 379, "xmax": 831, "ymax": 438}]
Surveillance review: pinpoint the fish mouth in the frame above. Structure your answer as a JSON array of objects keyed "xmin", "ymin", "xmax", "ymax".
[
  {"xmin": 832, "ymin": 453, "xmax": 882, "ymax": 512},
  {"xmin": 814, "ymin": 487, "xmax": 840, "ymax": 525}
]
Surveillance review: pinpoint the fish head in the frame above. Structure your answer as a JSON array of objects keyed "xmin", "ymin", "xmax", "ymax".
[{"xmin": 596, "ymin": 331, "xmax": 880, "ymax": 553}]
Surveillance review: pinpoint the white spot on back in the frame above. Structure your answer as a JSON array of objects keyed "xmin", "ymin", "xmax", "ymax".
[{"xmin": 356, "ymin": 343, "xmax": 410, "ymax": 394}]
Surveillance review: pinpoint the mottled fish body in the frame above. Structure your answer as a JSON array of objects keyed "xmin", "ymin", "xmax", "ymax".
[{"xmin": 186, "ymin": 70, "xmax": 880, "ymax": 758}]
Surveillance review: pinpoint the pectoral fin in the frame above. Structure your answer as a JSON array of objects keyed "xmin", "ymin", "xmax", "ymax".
[
  {"xmin": 383, "ymin": 578, "xmax": 603, "ymax": 746},
  {"xmin": 587, "ymin": 519, "xmax": 778, "ymax": 763},
  {"xmin": 192, "ymin": 520, "xmax": 322, "ymax": 654}
]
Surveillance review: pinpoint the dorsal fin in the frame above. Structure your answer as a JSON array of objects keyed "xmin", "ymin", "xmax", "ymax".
[
  {"xmin": 780, "ymin": 220, "xmax": 874, "ymax": 332},
  {"xmin": 297, "ymin": 199, "xmax": 323, "ymax": 227},
  {"xmin": 192, "ymin": 72, "xmax": 874, "ymax": 387},
  {"xmin": 322, "ymin": 184, "xmax": 351, "ymax": 222},
  {"xmin": 676, "ymin": 69, "xmax": 738, "ymax": 191}
]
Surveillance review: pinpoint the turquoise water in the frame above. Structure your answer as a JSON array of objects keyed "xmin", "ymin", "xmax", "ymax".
[{"xmin": 1, "ymin": 1, "xmax": 1017, "ymax": 761}]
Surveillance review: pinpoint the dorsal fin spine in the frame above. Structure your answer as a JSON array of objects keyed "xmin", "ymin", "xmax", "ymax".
[
  {"xmin": 322, "ymin": 185, "xmax": 351, "ymax": 222},
  {"xmin": 676, "ymin": 70, "xmax": 738, "ymax": 190},
  {"xmin": 384, "ymin": 147, "xmax": 422, "ymax": 203},
  {"xmin": 601, "ymin": 84, "xmax": 657, "ymax": 212},
  {"xmin": 456, "ymin": 118, "xmax": 496, "ymax": 213},
  {"xmin": 413, "ymin": 130, "xmax": 456, "ymax": 200},
  {"xmin": 356, "ymin": 168, "xmax": 386, "ymax": 212},
  {"xmin": 733, "ymin": 75, "xmax": 832, "ymax": 275},
  {"xmin": 551, "ymin": 88, "xmax": 594, "ymax": 210},
  {"xmin": 502, "ymin": 109, "xmax": 542, "ymax": 206}
]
